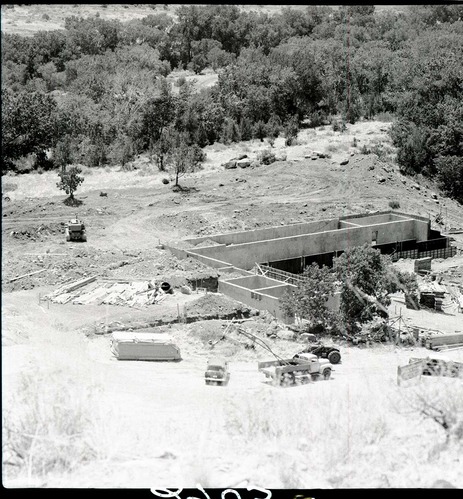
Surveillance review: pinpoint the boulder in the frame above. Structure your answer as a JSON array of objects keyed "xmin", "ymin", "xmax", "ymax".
[
  {"xmin": 234, "ymin": 154, "xmax": 248, "ymax": 160},
  {"xmin": 431, "ymin": 192, "xmax": 438, "ymax": 200},
  {"xmin": 223, "ymin": 161, "xmax": 237, "ymax": 169},
  {"xmin": 237, "ymin": 159, "xmax": 251, "ymax": 168},
  {"xmin": 340, "ymin": 158, "xmax": 349, "ymax": 165},
  {"xmin": 377, "ymin": 176, "xmax": 386, "ymax": 183},
  {"xmin": 278, "ymin": 330, "xmax": 296, "ymax": 341}
]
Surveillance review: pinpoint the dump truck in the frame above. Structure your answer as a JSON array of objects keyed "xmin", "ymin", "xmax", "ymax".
[
  {"xmin": 258, "ymin": 352, "xmax": 333, "ymax": 386},
  {"xmin": 110, "ymin": 331, "xmax": 181, "ymax": 361},
  {"xmin": 205, "ymin": 358, "xmax": 230, "ymax": 386},
  {"xmin": 65, "ymin": 217, "xmax": 87, "ymax": 242},
  {"xmin": 301, "ymin": 344, "xmax": 341, "ymax": 364}
]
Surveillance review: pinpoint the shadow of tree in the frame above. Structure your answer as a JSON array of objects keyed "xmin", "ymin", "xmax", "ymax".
[
  {"xmin": 63, "ymin": 197, "xmax": 83, "ymax": 207},
  {"xmin": 171, "ymin": 185, "xmax": 199, "ymax": 194}
]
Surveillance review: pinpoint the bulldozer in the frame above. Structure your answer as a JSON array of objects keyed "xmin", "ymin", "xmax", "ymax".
[{"xmin": 65, "ymin": 216, "xmax": 87, "ymax": 242}]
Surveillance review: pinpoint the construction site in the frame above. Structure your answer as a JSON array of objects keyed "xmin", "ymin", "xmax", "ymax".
[{"xmin": 2, "ymin": 121, "xmax": 463, "ymax": 489}]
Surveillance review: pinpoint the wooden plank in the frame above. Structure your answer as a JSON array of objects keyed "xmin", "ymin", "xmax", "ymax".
[
  {"xmin": 60, "ymin": 275, "xmax": 98, "ymax": 294},
  {"xmin": 8, "ymin": 268, "xmax": 47, "ymax": 282},
  {"xmin": 397, "ymin": 360, "xmax": 423, "ymax": 385}
]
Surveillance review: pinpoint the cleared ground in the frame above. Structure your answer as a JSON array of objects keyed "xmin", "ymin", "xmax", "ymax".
[{"xmin": 2, "ymin": 120, "xmax": 463, "ymax": 488}]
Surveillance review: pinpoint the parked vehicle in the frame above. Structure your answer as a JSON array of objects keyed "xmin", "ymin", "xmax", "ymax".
[
  {"xmin": 300, "ymin": 344, "xmax": 341, "ymax": 364},
  {"xmin": 205, "ymin": 358, "xmax": 230, "ymax": 386},
  {"xmin": 258, "ymin": 352, "xmax": 333, "ymax": 386},
  {"xmin": 110, "ymin": 331, "xmax": 181, "ymax": 361},
  {"xmin": 65, "ymin": 217, "xmax": 87, "ymax": 242}
]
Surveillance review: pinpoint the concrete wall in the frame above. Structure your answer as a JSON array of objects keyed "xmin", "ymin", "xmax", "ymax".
[
  {"xmin": 344, "ymin": 213, "xmax": 404, "ymax": 226},
  {"xmin": 219, "ymin": 276, "xmax": 340, "ymax": 323},
  {"xmin": 190, "ymin": 220, "xmax": 418, "ymax": 270},
  {"xmin": 218, "ymin": 278, "xmax": 293, "ymax": 322},
  {"xmin": 185, "ymin": 218, "xmax": 339, "ymax": 246},
  {"xmin": 413, "ymin": 219, "xmax": 429, "ymax": 242}
]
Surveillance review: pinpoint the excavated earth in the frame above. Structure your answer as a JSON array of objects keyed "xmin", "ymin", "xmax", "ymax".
[{"xmin": 3, "ymin": 122, "xmax": 463, "ymax": 488}]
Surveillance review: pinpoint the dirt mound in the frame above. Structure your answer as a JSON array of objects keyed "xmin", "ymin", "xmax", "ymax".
[
  {"xmin": 5, "ymin": 222, "xmax": 64, "ymax": 242},
  {"xmin": 185, "ymin": 293, "xmax": 256, "ymax": 319}
]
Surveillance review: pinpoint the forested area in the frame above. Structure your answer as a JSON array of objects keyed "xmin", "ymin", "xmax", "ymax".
[{"xmin": 2, "ymin": 4, "xmax": 462, "ymax": 202}]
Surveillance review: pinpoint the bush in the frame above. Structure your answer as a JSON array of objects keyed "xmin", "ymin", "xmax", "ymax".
[
  {"xmin": 175, "ymin": 76, "xmax": 186, "ymax": 87},
  {"xmin": 42, "ymin": 13, "xmax": 50, "ymax": 20},
  {"xmin": 284, "ymin": 115, "xmax": 299, "ymax": 146},
  {"xmin": 2, "ymin": 366, "xmax": 103, "ymax": 476},
  {"xmin": 258, "ymin": 149, "xmax": 276, "ymax": 165},
  {"xmin": 389, "ymin": 200, "xmax": 400, "ymax": 209},
  {"xmin": 332, "ymin": 120, "xmax": 347, "ymax": 132},
  {"xmin": 390, "ymin": 121, "xmax": 429, "ymax": 174},
  {"xmin": 435, "ymin": 156, "xmax": 463, "ymax": 204}
]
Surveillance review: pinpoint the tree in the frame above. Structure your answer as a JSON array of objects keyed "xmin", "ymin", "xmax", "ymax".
[
  {"xmin": 280, "ymin": 263, "xmax": 339, "ymax": 333},
  {"xmin": 150, "ymin": 126, "xmax": 176, "ymax": 172},
  {"xmin": 333, "ymin": 244, "xmax": 396, "ymax": 330},
  {"xmin": 57, "ymin": 165, "xmax": 84, "ymax": 201},
  {"xmin": 284, "ymin": 115, "xmax": 299, "ymax": 145},
  {"xmin": 167, "ymin": 131, "xmax": 203, "ymax": 187},
  {"xmin": 435, "ymin": 156, "xmax": 463, "ymax": 204},
  {"xmin": 2, "ymin": 90, "xmax": 58, "ymax": 170}
]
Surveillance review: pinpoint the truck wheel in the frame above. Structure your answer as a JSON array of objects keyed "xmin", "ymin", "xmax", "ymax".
[
  {"xmin": 323, "ymin": 368, "xmax": 332, "ymax": 380},
  {"xmin": 81, "ymin": 233, "xmax": 87, "ymax": 242},
  {"xmin": 311, "ymin": 374, "xmax": 320, "ymax": 381},
  {"xmin": 328, "ymin": 351, "xmax": 341, "ymax": 364}
]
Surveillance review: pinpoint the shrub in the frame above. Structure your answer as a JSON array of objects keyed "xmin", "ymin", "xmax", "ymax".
[
  {"xmin": 42, "ymin": 13, "xmax": 50, "ymax": 20},
  {"xmin": 258, "ymin": 149, "xmax": 276, "ymax": 165},
  {"xmin": 389, "ymin": 200, "xmax": 400, "ymax": 209},
  {"xmin": 2, "ymin": 366, "xmax": 104, "ymax": 477},
  {"xmin": 435, "ymin": 156, "xmax": 463, "ymax": 204},
  {"xmin": 284, "ymin": 115, "xmax": 299, "ymax": 146},
  {"xmin": 400, "ymin": 381, "xmax": 463, "ymax": 443},
  {"xmin": 390, "ymin": 120, "xmax": 429, "ymax": 174},
  {"xmin": 332, "ymin": 120, "xmax": 347, "ymax": 132},
  {"xmin": 175, "ymin": 76, "xmax": 186, "ymax": 87}
]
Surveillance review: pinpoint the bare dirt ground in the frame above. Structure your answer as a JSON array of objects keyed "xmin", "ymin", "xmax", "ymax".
[{"xmin": 2, "ymin": 120, "xmax": 463, "ymax": 488}]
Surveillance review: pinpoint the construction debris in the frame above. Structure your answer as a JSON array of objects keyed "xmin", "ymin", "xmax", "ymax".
[
  {"xmin": 46, "ymin": 278, "xmax": 168, "ymax": 307},
  {"xmin": 8, "ymin": 268, "xmax": 47, "ymax": 283}
]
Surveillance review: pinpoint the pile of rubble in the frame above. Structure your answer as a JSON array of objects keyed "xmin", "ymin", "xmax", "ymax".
[{"xmin": 46, "ymin": 276, "xmax": 170, "ymax": 307}]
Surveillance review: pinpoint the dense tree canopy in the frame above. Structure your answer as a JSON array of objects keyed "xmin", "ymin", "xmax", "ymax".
[{"xmin": 1, "ymin": 5, "xmax": 462, "ymax": 203}]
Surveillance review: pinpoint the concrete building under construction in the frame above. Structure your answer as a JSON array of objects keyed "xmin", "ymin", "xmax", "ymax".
[{"xmin": 170, "ymin": 211, "xmax": 456, "ymax": 322}]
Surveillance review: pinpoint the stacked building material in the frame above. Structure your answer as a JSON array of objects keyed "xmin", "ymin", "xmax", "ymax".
[
  {"xmin": 419, "ymin": 280, "xmax": 447, "ymax": 310},
  {"xmin": 425, "ymin": 332, "xmax": 463, "ymax": 351},
  {"xmin": 46, "ymin": 278, "xmax": 169, "ymax": 307}
]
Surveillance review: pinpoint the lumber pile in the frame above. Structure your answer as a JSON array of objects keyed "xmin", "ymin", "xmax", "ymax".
[
  {"xmin": 419, "ymin": 280, "xmax": 447, "ymax": 311},
  {"xmin": 46, "ymin": 278, "xmax": 169, "ymax": 307},
  {"xmin": 425, "ymin": 332, "xmax": 463, "ymax": 351}
]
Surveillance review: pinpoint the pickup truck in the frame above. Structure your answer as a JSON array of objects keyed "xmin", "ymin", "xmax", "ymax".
[
  {"xmin": 258, "ymin": 353, "xmax": 333, "ymax": 386},
  {"xmin": 205, "ymin": 358, "xmax": 230, "ymax": 386}
]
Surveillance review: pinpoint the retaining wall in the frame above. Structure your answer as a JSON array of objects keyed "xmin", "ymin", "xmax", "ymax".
[{"xmin": 190, "ymin": 219, "xmax": 420, "ymax": 270}]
